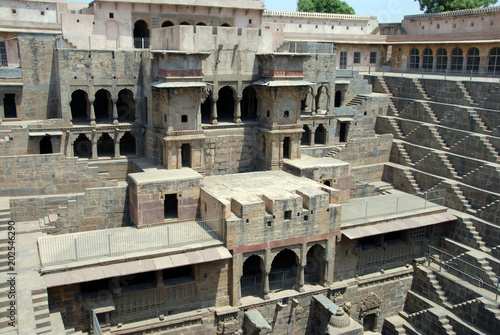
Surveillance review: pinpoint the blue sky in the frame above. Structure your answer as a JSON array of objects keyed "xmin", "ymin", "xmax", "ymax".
[{"xmin": 67, "ymin": 0, "xmax": 424, "ymax": 23}]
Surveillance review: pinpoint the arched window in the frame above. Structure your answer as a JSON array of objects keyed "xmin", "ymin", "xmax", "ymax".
[
  {"xmin": 70, "ymin": 90, "xmax": 88, "ymax": 123},
  {"xmin": 216, "ymin": 86, "xmax": 235, "ymax": 122},
  {"xmin": 221, "ymin": 23, "xmax": 231, "ymax": 27},
  {"xmin": 201, "ymin": 96, "xmax": 211, "ymax": 124},
  {"xmin": 334, "ymin": 90, "xmax": 342, "ymax": 107},
  {"xmin": 120, "ymin": 132, "xmax": 136, "ymax": 156},
  {"xmin": 97, "ymin": 133, "xmax": 114, "ymax": 157},
  {"xmin": 422, "ymin": 48, "xmax": 433, "ymax": 71},
  {"xmin": 94, "ymin": 89, "xmax": 111, "ymax": 123},
  {"xmin": 283, "ymin": 137, "xmax": 290, "ymax": 159},
  {"xmin": 436, "ymin": 48, "xmax": 447, "ymax": 71},
  {"xmin": 409, "ymin": 48, "xmax": 420, "ymax": 69},
  {"xmin": 450, "ymin": 48, "xmax": 463, "ymax": 72},
  {"xmin": 241, "ymin": 255, "xmax": 262, "ymax": 297},
  {"xmin": 117, "ymin": 89, "xmax": 134, "ymax": 122},
  {"xmin": 315, "ymin": 124, "xmax": 326, "ymax": 145},
  {"xmin": 301, "ymin": 125, "xmax": 311, "ymax": 146},
  {"xmin": 40, "ymin": 136, "xmax": 53, "ymax": 154},
  {"xmin": 196, "ymin": 22, "xmax": 207, "ymax": 26},
  {"xmin": 179, "ymin": 21, "xmax": 190, "ymax": 26},
  {"xmin": 269, "ymin": 249, "xmax": 298, "ymax": 291},
  {"xmin": 161, "ymin": 21, "xmax": 174, "ymax": 27},
  {"xmin": 73, "ymin": 134, "xmax": 92, "ymax": 158},
  {"xmin": 305, "ymin": 245, "xmax": 325, "ymax": 285},
  {"xmin": 488, "ymin": 47, "xmax": 500, "ymax": 74},
  {"xmin": 133, "ymin": 20, "xmax": 149, "ymax": 48},
  {"xmin": 466, "ymin": 47, "xmax": 480, "ymax": 72},
  {"xmin": 241, "ymin": 86, "xmax": 257, "ymax": 121}
]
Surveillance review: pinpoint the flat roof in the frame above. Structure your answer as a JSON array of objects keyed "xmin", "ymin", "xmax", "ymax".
[
  {"xmin": 203, "ymin": 170, "xmax": 327, "ymax": 201},
  {"xmin": 284, "ymin": 156, "xmax": 348, "ymax": 170},
  {"xmin": 128, "ymin": 168, "xmax": 203, "ymax": 184},
  {"xmin": 342, "ymin": 212, "xmax": 456, "ymax": 239}
]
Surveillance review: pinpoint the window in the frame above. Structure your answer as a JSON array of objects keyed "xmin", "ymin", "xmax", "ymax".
[
  {"xmin": 353, "ymin": 52, "xmax": 361, "ymax": 64},
  {"xmin": 369, "ymin": 52, "xmax": 377, "ymax": 64},
  {"xmin": 0, "ymin": 41, "xmax": 7, "ymax": 67},
  {"xmin": 41, "ymin": 11, "xmax": 45, "ymax": 16},
  {"xmin": 436, "ymin": 48, "xmax": 447, "ymax": 71},
  {"xmin": 283, "ymin": 110, "xmax": 289, "ymax": 118},
  {"xmin": 422, "ymin": 48, "xmax": 433, "ymax": 71},
  {"xmin": 340, "ymin": 51, "xmax": 347, "ymax": 69},
  {"xmin": 488, "ymin": 47, "xmax": 500, "ymax": 74},
  {"xmin": 466, "ymin": 47, "xmax": 480, "ymax": 72},
  {"xmin": 410, "ymin": 227, "xmax": 426, "ymax": 240},
  {"xmin": 181, "ymin": 115, "xmax": 188, "ymax": 122},
  {"xmin": 409, "ymin": 48, "xmax": 419, "ymax": 69},
  {"xmin": 11, "ymin": 9, "xmax": 16, "ymax": 14},
  {"xmin": 109, "ymin": 13, "xmax": 114, "ymax": 19},
  {"xmin": 284, "ymin": 210, "xmax": 292, "ymax": 220},
  {"xmin": 450, "ymin": 48, "xmax": 463, "ymax": 72},
  {"xmin": 3, "ymin": 94, "xmax": 17, "ymax": 118}
]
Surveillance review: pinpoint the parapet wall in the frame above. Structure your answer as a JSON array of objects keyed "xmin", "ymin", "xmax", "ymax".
[{"xmin": 0, "ymin": 153, "xmax": 115, "ymax": 196}]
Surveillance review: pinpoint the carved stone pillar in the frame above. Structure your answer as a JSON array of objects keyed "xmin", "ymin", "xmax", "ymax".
[
  {"xmin": 296, "ymin": 265, "xmax": 305, "ymax": 293},
  {"xmin": 89, "ymin": 99, "xmax": 96, "ymax": 125},
  {"xmin": 210, "ymin": 98, "xmax": 218, "ymax": 125},
  {"xmin": 112, "ymin": 98, "xmax": 118, "ymax": 124},
  {"xmin": 261, "ymin": 269, "xmax": 270, "ymax": 300},
  {"xmin": 114, "ymin": 132, "xmax": 120, "ymax": 158},
  {"xmin": 177, "ymin": 144, "xmax": 182, "ymax": 169},
  {"xmin": 91, "ymin": 131, "xmax": 98, "ymax": 160},
  {"xmin": 234, "ymin": 97, "xmax": 242, "ymax": 123}
]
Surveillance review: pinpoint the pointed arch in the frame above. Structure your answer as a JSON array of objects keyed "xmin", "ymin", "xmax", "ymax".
[
  {"xmin": 70, "ymin": 90, "xmax": 88, "ymax": 122},
  {"xmin": 120, "ymin": 132, "xmax": 136, "ymax": 156},
  {"xmin": 94, "ymin": 89, "xmax": 111, "ymax": 123},
  {"xmin": 117, "ymin": 89, "xmax": 135, "ymax": 122},
  {"xmin": 241, "ymin": 255, "xmax": 263, "ymax": 297},
  {"xmin": 269, "ymin": 249, "xmax": 298, "ymax": 291},
  {"xmin": 97, "ymin": 133, "xmax": 114, "ymax": 157},
  {"xmin": 73, "ymin": 134, "xmax": 92, "ymax": 158},
  {"xmin": 216, "ymin": 86, "xmax": 235, "ymax": 122}
]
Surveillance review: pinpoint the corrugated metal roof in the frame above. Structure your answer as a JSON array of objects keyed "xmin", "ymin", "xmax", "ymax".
[
  {"xmin": 342, "ymin": 212, "xmax": 456, "ymax": 240},
  {"xmin": 43, "ymin": 246, "xmax": 232, "ymax": 288},
  {"xmin": 151, "ymin": 81, "xmax": 207, "ymax": 88},
  {"xmin": 252, "ymin": 80, "xmax": 315, "ymax": 87}
]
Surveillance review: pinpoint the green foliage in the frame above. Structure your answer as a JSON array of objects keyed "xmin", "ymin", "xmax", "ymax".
[
  {"xmin": 415, "ymin": 0, "xmax": 497, "ymax": 13},
  {"xmin": 297, "ymin": 0, "xmax": 356, "ymax": 14}
]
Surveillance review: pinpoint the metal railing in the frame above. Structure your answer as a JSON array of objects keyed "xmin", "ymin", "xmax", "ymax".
[
  {"xmin": 92, "ymin": 311, "xmax": 103, "ymax": 335},
  {"xmin": 56, "ymin": 35, "xmax": 151, "ymax": 50},
  {"xmin": 426, "ymin": 245, "xmax": 500, "ymax": 301},
  {"xmin": 269, "ymin": 269, "xmax": 297, "ymax": 291},
  {"xmin": 283, "ymin": 41, "xmax": 334, "ymax": 54},
  {"xmin": 240, "ymin": 274, "xmax": 262, "ymax": 297},
  {"xmin": 366, "ymin": 66, "xmax": 500, "ymax": 80},
  {"xmin": 38, "ymin": 218, "xmax": 221, "ymax": 267},
  {"xmin": 342, "ymin": 189, "xmax": 445, "ymax": 223}
]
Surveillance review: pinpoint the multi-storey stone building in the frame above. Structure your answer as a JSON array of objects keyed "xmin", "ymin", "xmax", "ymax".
[{"xmin": 0, "ymin": 1, "xmax": 499, "ymax": 334}]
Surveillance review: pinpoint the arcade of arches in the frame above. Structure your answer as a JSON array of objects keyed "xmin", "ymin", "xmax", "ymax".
[
  {"xmin": 240, "ymin": 245, "xmax": 329, "ymax": 299},
  {"xmin": 72, "ymin": 131, "xmax": 138, "ymax": 159}
]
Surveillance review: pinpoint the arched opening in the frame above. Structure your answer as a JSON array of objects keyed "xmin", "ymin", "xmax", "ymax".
[
  {"xmin": 422, "ymin": 48, "xmax": 433, "ymax": 71},
  {"xmin": 181, "ymin": 143, "xmax": 191, "ymax": 167},
  {"xmin": 488, "ymin": 47, "xmax": 500, "ymax": 74},
  {"xmin": 179, "ymin": 21, "xmax": 190, "ymax": 26},
  {"xmin": 466, "ymin": 47, "xmax": 480, "ymax": 72},
  {"xmin": 324, "ymin": 180, "xmax": 331, "ymax": 187},
  {"xmin": 240, "ymin": 255, "xmax": 262, "ymax": 297},
  {"xmin": 216, "ymin": 86, "xmax": 234, "ymax": 122},
  {"xmin": 133, "ymin": 20, "xmax": 149, "ymax": 48},
  {"xmin": 120, "ymin": 132, "xmax": 136, "ymax": 156},
  {"xmin": 241, "ymin": 86, "xmax": 257, "ymax": 121},
  {"xmin": 334, "ymin": 90, "xmax": 342, "ymax": 107},
  {"xmin": 363, "ymin": 313, "xmax": 377, "ymax": 332},
  {"xmin": 315, "ymin": 124, "xmax": 326, "ymax": 145},
  {"xmin": 196, "ymin": 22, "xmax": 207, "ymax": 26},
  {"xmin": 70, "ymin": 90, "xmax": 88, "ymax": 122},
  {"xmin": 3, "ymin": 94, "xmax": 17, "ymax": 118},
  {"xmin": 39, "ymin": 136, "xmax": 53, "ymax": 154},
  {"xmin": 221, "ymin": 23, "xmax": 231, "ymax": 27},
  {"xmin": 201, "ymin": 96, "xmax": 211, "ymax": 124},
  {"xmin": 117, "ymin": 89, "xmax": 134, "ymax": 122},
  {"xmin": 97, "ymin": 133, "xmax": 114, "ymax": 157},
  {"xmin": 269, "ymin": 249, "xmax": 298, "ymax": 291},
  {"xmin": 301, "ymin": 125, "xmax": 311, "ymax": 145},
  {"xmin": 339, "ymin": 122, "xmax": 349, "ymax": 143},
  {"xmin": 283, "ymin": 137, "xmax": 290, "ymax": 159},
  {"xmin": 94, "ymin": 89, "xmax": 111, "ymax": 123},
  {"xmin": 315, "ymin": 86, "xmax": 328, "ymax": 111},
  {"xmin": 161, "ymin": 21, "xmax": 174, "ymax": 28},
  {"xmin": 436, "ymin": 48, "xmax": 447, "ymax": 71},
  {"xmin": 73, "ymin": 134, "xmax": 92, "ymax": 158},
  {"xmin": 305, "ymin": 245, "xmax": 325, "ymax": 285},
  {"xmin": 409, "ymin": 48, "xmax": 419, "ymax": 69},
  {"xmin": 451, "ymin": 48, "xmax": 463, "ymax": 72}
]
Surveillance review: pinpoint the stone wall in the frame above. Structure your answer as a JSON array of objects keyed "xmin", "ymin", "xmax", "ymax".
[
  {"xmin": 334, "ymin": 134, "xmax": 392, "ymax": 167},
  {"xmin": 0, "ymin": 154, "xmax": 115, "ymax": 196},
  {"xmin": 0, "ymin": 127, "xmax": 29, "ymax": 156},
  {"xmin": 204, "ymin": 127, "xmax": 262, "ymax": 176}
]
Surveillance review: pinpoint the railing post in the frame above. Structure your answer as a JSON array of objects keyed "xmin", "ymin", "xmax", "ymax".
[
  {"xmin": 142, "ymin": 38, "xmax": 144, "ymax": 49},
  {"xmin": 396, "ymin": 195, "xmax": 399, "ymax": 213},
  {"xmin": 470, "ymin": 69, "xmax": 473, "ymax": 81},
  {"xmin": 74, "ymin": 237, "xmax": 78, "ymax": 261},
  {"xmin": 108, "ymin": 234, "xmax": 111, "ymax": 256}
]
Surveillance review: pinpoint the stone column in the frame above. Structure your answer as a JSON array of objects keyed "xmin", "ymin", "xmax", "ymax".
[
  {"xmin": 65, "ymin": 131, "xmax": 73, "ymax": 157},
  {"xmin": 261, "ymin": 249, "xmax": 272, "ymax": 300},
  {"xmin": 177, "ymin": 144, "xmax": 182, "ymax": 169},
  {"xmin": 311, "ymin": 94, "xmax": 316, "ymax": 116},
  {"xmin": 112, "ymin": 98, "xmax": 118, "ymax": 124},
  {"xmin": 91, "ymin": 131, "xmax": 98, "ymax": 160},
  {"xmin": 309, "ymin": 130, "xmax": 314, "ymax": 147},
  {"xmin": 156, "ymin": 270, "xmax": 164, "ymax": 288},
  {"xmin": 210, "ymin": 98, "xmax": 218, "ymax": 125},
  {"xmin": 114, "ymin": 132, "xmax": 120, "ymax": 158},
  {"xmin": 234, "ymin": 97, "xmax": 242, "ymax": 123},
  {"xmin": 50, "ymin": 136, "xmax": 62, "ymax": 154},
  {"xmin": 296, "ymin": 243, "xmax": 307, "ymax": 292},
  {"xmin": 0, "ymin": 93, "xmax": 4, "ymax": 122},
  {"xmin": 89, "ymin": 99, "xmax": 96, "ymax": 125}
]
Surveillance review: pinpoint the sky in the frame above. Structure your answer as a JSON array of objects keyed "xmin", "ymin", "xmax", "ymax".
[{"xmin": 67, "ymin": 0, "xmax": 424, "ymax": 23}]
